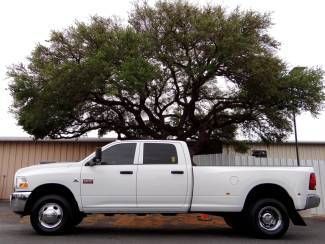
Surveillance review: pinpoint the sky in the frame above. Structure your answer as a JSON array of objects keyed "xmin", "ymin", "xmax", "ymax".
[{"xmin": 0, "ymin": 0, "xmax": 325, "ymax": 141}]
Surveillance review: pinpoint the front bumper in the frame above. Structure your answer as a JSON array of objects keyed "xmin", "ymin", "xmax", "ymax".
[
  {"xmin": 304, "ymin": 194, "xmax": 320, "ymax": 210},
  {"xmin": 10, "ymin": 192, "xmax": 31, "ymax": 214}
]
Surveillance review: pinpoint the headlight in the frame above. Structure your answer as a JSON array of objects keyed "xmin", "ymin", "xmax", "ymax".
[{"xmin": 15, "ymin": 176, "xmax": 29, "ymax": 190}]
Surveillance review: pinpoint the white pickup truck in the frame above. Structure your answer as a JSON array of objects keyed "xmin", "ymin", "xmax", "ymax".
[{"xmin": 11, "ymin": 140, "xmax": 320, "ymax": 238}]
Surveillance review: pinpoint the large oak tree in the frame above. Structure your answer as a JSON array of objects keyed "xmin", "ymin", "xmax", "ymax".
[{"xmin": 8, "ymin": 1, "xmax": 324, "ymax": 153}]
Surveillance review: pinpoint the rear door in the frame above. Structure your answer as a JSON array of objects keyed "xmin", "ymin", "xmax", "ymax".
[{"xmin": 136, "ymin": 142, "xmax": 189, "ymax": 212}]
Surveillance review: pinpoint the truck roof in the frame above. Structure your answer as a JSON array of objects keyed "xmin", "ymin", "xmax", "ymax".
[{"xmin": 114, "ymin": 139, "xmax": 184, "ymax": 143}]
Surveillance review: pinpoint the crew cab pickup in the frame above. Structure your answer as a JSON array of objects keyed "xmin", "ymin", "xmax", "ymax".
[{"xmin": 11, "ymin": 140, "xmax": 320, "ymax": 238}]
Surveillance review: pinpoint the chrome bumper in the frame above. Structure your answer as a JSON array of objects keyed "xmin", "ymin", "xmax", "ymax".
[
  {"xmin": 10, "ymin": 192, "xmax": 31, "ymax": 214},
  {"xmin": 305, "ymin": 194, "xmax": 320, "ymax": 210}
]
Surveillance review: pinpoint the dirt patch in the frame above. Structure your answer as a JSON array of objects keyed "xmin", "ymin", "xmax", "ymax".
[{"xmin": 82, "ymin": 214, "xmax": 227, "ymax": 230}]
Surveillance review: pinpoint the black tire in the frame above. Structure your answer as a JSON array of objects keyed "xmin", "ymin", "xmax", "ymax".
[
  {"xmin": 30, "ymin": 194, "xmax": 73, "ymax": 235},
  {"xmin": 247, "ymin": 198, "xmax": 289, "ymax": 239},
  {"xmin": 224, "ymin": 214, "xmax": 249, "ymax": 232},
  {"xmin": 72, "ymin": 213, "xmax": 84, "ymax": 226}
]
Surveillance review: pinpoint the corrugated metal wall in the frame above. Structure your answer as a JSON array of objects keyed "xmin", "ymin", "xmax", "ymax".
[
  {"xmin": 224, "ymin": 143, "xmax": 325, "ymax": 160},
  {"xmin": 0, "ymin": 140, "xmax": 110, "ymax": 199}
]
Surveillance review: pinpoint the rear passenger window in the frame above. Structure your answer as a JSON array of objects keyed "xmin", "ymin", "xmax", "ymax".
[{"xmin": 143, "ymin": 143, "xmax": 178, "ymax": 164}]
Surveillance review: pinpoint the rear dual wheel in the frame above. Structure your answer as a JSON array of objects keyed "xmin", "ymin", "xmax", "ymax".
[
  {"xmin": 248, "ymin": 198, "xmax": 289, "ymax": 239},
  {"xmin": 224, "ymin": 214, "xmax": 247, "ymax": 232},
  {"xmin": 225, "ymin": 198, "xmax": 290, "ymax": 239}
]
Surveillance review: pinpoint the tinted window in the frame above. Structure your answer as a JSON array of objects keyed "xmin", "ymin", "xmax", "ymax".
[
  {"xmin": 101, "ymin": 143, "xmax": 136, "ymax": 165},
  {"xmin": 143, "ymin": 143, "xmax": 178, "ymax": 164},
  {"xmin": 252, "ymin": 150, "xmax": 267, "ymax": 158}
]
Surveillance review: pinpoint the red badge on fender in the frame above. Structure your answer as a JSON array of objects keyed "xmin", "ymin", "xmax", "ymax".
[{"xmin": 83, "ymin": 179, "xmax": 94, "ymax": 184}]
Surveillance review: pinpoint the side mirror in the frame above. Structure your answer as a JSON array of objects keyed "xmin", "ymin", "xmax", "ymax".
[
  {"xmin": 86, "ymin": 147, "xmax": 102, "ymax": 166},
  {"xmin": 95, "ymin": 147, "xmax": 102, "ymax": 162},
  {"xmin": 86, "ymin": 160, "xmax": 96, "ymax": 167}
]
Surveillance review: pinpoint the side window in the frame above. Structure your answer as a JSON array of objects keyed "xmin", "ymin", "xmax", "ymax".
[
  {"xmin": 252, "ymin": 149, "xmax": 267, "ymax": 158},
  {"xmin": 101, "ymin": 143, "xmax": 136, "ymax": 165},
  {"xmin": 143, "ymin": 143, "xmax": 178, "ymax": 164}
]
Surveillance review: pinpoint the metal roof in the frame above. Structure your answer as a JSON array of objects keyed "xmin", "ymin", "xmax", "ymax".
[
  {"xmin": 0, "ymin": 137, "xmax": 325, "ymax": 145},
  {"xmin": 0, "ymin": 137, "xmax": 116, "ymax": 142},
  {"xmin": 225, "ymin": 141, "xmax": 325, "ymax": 145}
]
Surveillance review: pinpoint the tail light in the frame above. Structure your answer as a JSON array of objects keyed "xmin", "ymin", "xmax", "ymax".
[{"xmin": 309, "ymin": 173, "xmax": 316, "ymax": 190}]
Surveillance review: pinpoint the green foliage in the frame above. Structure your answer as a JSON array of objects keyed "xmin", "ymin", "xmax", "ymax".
[
  {"xmin": 232, "ymin": 141, "xmax": 250, "ymax": 154},
  {"xmin": 7, "ymin": 1, "xmax": 324, "ymax": 151}
]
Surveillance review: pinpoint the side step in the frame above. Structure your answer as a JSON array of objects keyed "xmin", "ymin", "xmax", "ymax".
[{"xmin": 103, "ymin": 213, "xmax": 178, "ymax": 217}]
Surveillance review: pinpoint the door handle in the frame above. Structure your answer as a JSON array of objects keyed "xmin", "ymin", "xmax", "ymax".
[
  {"xmin": 120, "ymin": 171, "xmax": 133, "ymax": 175},
  {"xmin": 171, "ymin": 170, "xmax": 184, "ymax": 174}
]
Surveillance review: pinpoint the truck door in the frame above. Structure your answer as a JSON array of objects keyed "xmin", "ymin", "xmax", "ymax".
[
  {"xmin": 136, "ymin": 142, "xmax": 190, "ymax": 212},
  {"xmin": 81, "ymin": 142, "xmax": 138, "ymax": 211}
]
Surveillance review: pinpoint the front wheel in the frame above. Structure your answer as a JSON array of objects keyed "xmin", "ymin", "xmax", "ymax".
[
  {"xmin": 248, "ymin": 198, "xmax": 289, "ymax": 239},
  {"xmin": 30, "ymin": 195, "xmax": 73, "ymax": 235},
  {"xmin": 72, "ymin": 213, "xmax": 85, "ymax": 226}
]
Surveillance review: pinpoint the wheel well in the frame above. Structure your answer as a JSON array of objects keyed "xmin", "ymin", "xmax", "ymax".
[
  {"xmin": 25, "ymin": 183, "xmax": 80, "ymax": 215},
  {"xmin": 243, "ymin": 183, "xmax": 295, "ymax": 213}
]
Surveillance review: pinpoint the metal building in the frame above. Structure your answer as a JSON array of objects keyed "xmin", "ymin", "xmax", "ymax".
[
  {"xmin": 1, "ymin": 137, "xmax": 325, "ymax": 200},
  {"xmin": 0, "ymin": 137, "xmax": 113, "ymax": 200},
  {"xmin": 223, "ymin": 141, "xmax": 325, "ymax": 160}
]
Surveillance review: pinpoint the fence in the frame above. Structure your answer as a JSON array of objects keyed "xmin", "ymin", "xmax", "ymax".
[{"xmin": 193, "ymin": 154, "xmax": 325, "ymax": 216}]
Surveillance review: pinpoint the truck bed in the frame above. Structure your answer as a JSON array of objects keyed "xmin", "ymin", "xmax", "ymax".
[{"xmin": 190, "ymin": 166, "xmax": 314, "ymax": 212}]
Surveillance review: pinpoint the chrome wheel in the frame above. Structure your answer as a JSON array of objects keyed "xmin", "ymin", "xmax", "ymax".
[
  {"xmin": 258, "ymin": 206, "xmax": 282, "ymax": 231},
  {"xmin": 38, "ymin": 203, "xmax": 63, "ymax": 229}
]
